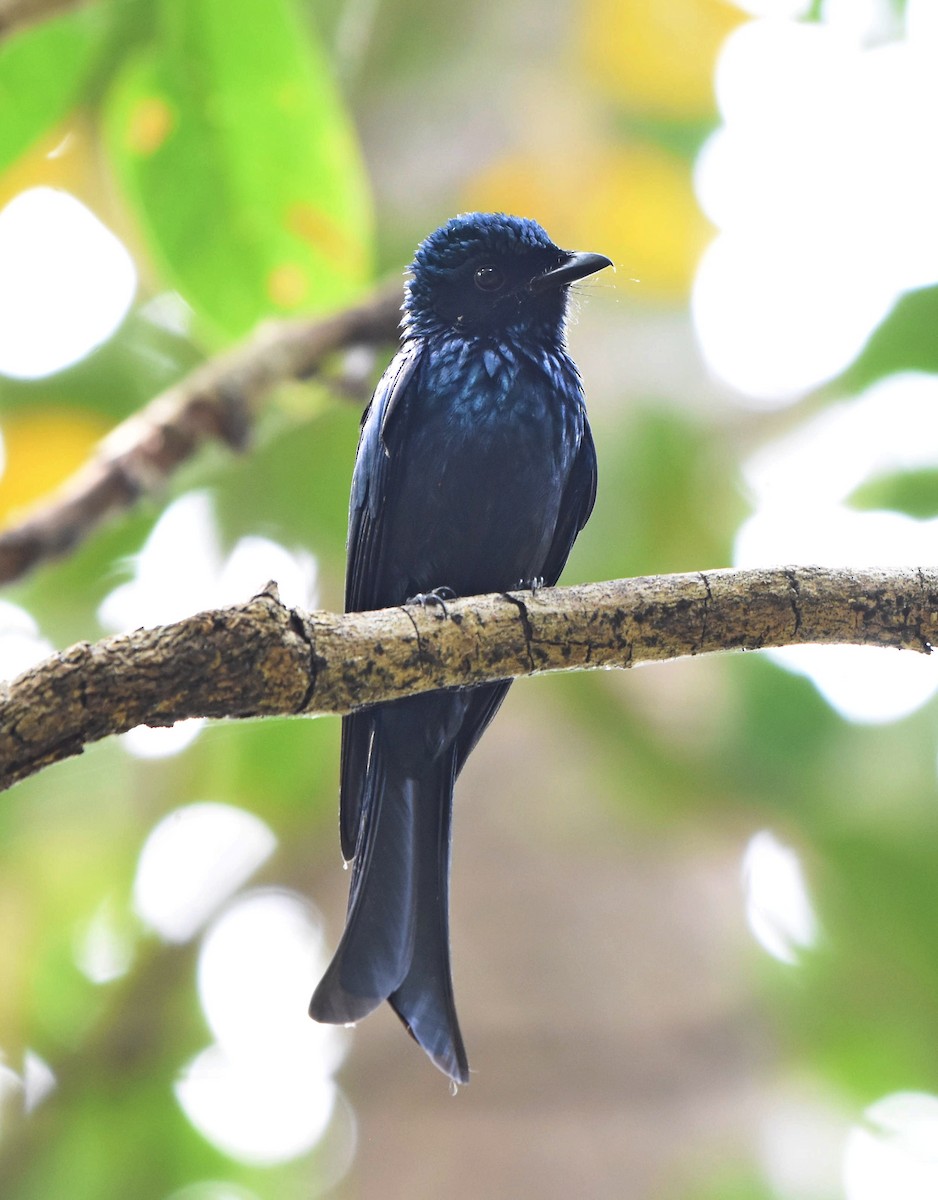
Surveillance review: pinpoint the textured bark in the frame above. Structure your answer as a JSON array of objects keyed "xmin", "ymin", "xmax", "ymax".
[
  {"xmin": 0, "ymin": 284, "xmax": 402, "ymax": 584},
  {"xmin": 2, "ymin": 565, "xmax": 934, "ymax": 791}
]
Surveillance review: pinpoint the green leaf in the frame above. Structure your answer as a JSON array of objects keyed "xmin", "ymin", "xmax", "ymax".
[
  {"xmin": 0, "ymin": 9, "xmax": 106, "ymax": 173},
  {"xmin": 102, "ymin": 0, "xmax": 373, "ymax": 339},
  {"xmin": 833, "ymin": 285, "xmax": 938, "ymax": 395},
  {"xmin": 848, "ymin": 466, "xmax": 938, "ymax": 518}
]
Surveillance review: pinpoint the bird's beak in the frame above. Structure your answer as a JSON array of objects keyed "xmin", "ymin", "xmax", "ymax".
[{"xmin": 529, "ymin": 250, "xmax": 613, "ymax": 293}]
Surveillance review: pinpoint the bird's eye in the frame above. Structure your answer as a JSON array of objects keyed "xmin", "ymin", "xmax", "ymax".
[{"xmin": 473, "ymin": 265, "xmax": 505, "ymax": 292}]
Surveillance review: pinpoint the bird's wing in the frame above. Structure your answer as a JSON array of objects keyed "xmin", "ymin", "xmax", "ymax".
[
  {"xmin": 540, "ymin": 415, "xmax": 598, "ymax": 587},
  {"xmin": 340, "ymin": 340, "xmax": 422, "ymax": 860},
  {"xmin": 344, "ymin": 340, "xmax": 421, "ymax": 613},
  {"xmin": 453, "ymin": 414, "xmax": 597, "ymax": 778}
]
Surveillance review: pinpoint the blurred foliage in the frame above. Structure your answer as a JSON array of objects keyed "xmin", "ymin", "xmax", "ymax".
[
  {"xmin": 837, "ymin": 284, "xmax": 938, "ymax": 394},
  {"xmin": 103, "ymin": 0, "xmax": 372, "ymax": 339},
  {"xmin": 1, "ymin": 1, "xmax": 938, "ymax": 1199},
  {"xmin": 848, "ymin": 466, "xmax": 938, "ymax": 519},
  {"xmin": 0, "ymin": 10, "xmax": 106, "ymax": 175}
]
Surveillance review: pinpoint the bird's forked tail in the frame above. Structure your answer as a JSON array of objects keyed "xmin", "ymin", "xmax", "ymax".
[{"xmin": 309, "ymin": 741, "xmax": 469, "ymax": 1084}]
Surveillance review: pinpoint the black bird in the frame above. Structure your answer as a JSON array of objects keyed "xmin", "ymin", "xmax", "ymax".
[{"xmin": 309, "ymin": 213, "xmax": 611, "ymax": 1083}]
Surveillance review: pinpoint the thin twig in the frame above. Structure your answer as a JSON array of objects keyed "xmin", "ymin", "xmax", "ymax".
[
  {"xmin": 0, "ymin": 283, "xmax": 403, "ymax": 585},
  {"xmin": 2, "ymin": 565, "xmax": 935, "ymax": 791}
]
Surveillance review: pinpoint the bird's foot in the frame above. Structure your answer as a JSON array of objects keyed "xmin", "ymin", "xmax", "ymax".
[
  {"xmin": 406, "ymin": 586, "xmax": 456, "ymax": 618},
  {"xmin": 518, "ymin": 576, "xmax": 544, "ymax": 595}
]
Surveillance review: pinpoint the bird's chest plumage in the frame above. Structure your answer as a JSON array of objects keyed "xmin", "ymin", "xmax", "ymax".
[{"xmin": 381, "ymin": 338, "xmax": 583, "ymax": 597}]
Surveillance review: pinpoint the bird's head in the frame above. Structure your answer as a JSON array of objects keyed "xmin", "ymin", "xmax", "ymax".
[{"xmin": 403, "ymin": 213, "xmax": 612, "ymax": 343}]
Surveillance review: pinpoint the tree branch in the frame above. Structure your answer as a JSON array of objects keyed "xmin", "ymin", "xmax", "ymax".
[
  {"xmin": 0, "ymin": 283, "xmax": 402, "ymax": 585},
  {"xmin": 2, "ymin": 565, "xmax": 935, "ymax": 791},
  {"xmin": 0, "ymin": 0, "xmax": 84, "ymax": 40}
]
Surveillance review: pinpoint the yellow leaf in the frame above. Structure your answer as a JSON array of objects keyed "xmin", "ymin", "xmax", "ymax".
[
  {"xmin": 580, "ymin": 0, "xmax": 744, "ymax": 119},
  {"xmin": 124, "ymin": 94, "xmax": 176, "ymax": 157},
  {"xmin": 0, "ymin": 408, "xmax": 107, "ymax": 524},
  {"xmin": 267, "ymin": 261, "xmax": 309, "ymax": 308}
]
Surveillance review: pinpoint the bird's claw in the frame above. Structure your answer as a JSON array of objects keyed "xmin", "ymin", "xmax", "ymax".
[{"xmin": 406, "ymin": 586, "xmax": 456, "ymax": 618}]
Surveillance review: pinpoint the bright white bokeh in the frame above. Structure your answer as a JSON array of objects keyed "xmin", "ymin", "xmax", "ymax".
[
  {"xmin": 138, "ymin": 290, "xmax": 193, "ymax": 338},
  {"xmin": 742, "ymin": 830, "xmax": 818, "ymax": 965},
  {"xmin": 98, "ymin": 490, "xmax": 318, "ymax": 758},
  {"xmin": 21, "ymin": 1051, "xmax": 56, "ymax": 1115},
  {"xmin": 844, "ymin": 1092, "xmax": 938, "ymax": 1200},
  {"xmin": 908, "ymin": 0, "xmax": 938, "ymax": 45},
  {"xmin": 166, "ymin": 1185, "xmax": 261, "ymax": 1200},
  {"xmin": 736, "ymin": 373, "xmax": 938, "ymax": 723},
  {"xmin": 763, "ymin": 644, "xmax": 938, "ymax": 725},
  {"xmin": 694, "ymin": 9, "xmax": 938, "ymax": 404},
  {"xmin": 98, "ymin": 489, "xmax": 319, "ymax": 633},
  {"xmin": 693, "ymin": 227, "xmax": 895, "ymax": 402},
  {"xmin": 99, "ymin": 490, "xmax": 319, "ymax": 628},
  {"xmin": 134, "ymin": 802, "xmax": 277, "ymax": 943},
  {"xmin": 120, "ymin": 720, "xmax": 206, "ymax": 760},
  {"xmin": 176, "ymin": 889, "xmax": 347, "ymax": 1165},
  {"xmin": 760, "ymin": 1090, "xmax": 847, "ymax": 1200},
  {"xmin": 0, "ymin": 1049, "xmax": 56, "ymax": 1128},
  {"xmin": 741, "ymin": 373, "xmax": 938, "ymax": 512},
  {"xmin": 731, "ymin": 0, "xmax": 811, "ymax": 15},
  {"xmin": 0, "ymin": 188, "xmax": 137, "ymax": 379},
  {"xmin": 98, "ymin": 490, "xmax": 224, "ymax": 631},
  {"xmin": 0, "ymin": 600, "xmax": 53, "ymax": 681},
  {"xmin": 74, "ymin": 898, "xmax": 135, "ymax": 984}
]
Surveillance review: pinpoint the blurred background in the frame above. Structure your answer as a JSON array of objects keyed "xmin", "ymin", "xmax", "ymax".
[{"xmin": 2, "ymin": 0, "xmax": 938, "ymax": 1196}]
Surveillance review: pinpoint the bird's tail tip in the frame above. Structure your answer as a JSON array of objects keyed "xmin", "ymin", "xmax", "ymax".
[
  {"xmin": 393, "ymin": 998, "xmax": 470, "ymax": 1085},
  {"xmin": 310, "ymin": 978, "xmax": 471, "ymax": 1085},
  {"xmin": 308, "ymin": 964, "xmax": 386, "ymax": 1026}
]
